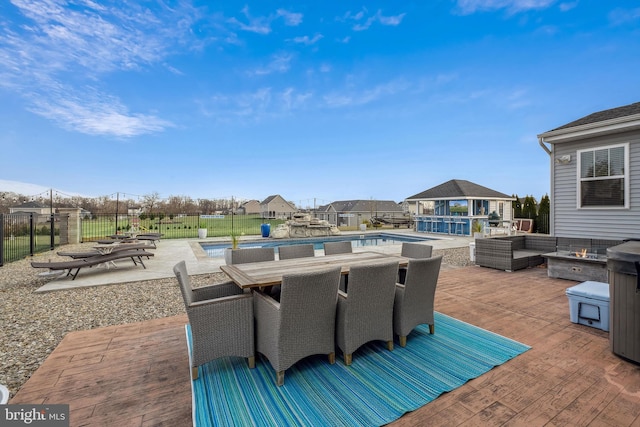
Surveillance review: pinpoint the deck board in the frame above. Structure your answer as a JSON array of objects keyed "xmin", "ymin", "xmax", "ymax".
[{"xmin": 10, "ymin": 266, "xmax": 640, "ymax": 426}]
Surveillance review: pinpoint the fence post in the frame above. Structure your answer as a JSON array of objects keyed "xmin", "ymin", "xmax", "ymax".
[
  {"xmin": 29, "ymin": 213, "xmax": 35, "ymax": 256},
  {"xmin": 0, "ymin": 214, "xmax": 4, "ymax": 267},
  {"xmin": 50, "ymin": 213, "xmax": 55, "ymax": 251}
]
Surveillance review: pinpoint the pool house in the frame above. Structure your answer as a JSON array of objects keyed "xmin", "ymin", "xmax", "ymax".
[{"xmin": 405, "ymin": 179, "xmax": 515, "ymax": 236}]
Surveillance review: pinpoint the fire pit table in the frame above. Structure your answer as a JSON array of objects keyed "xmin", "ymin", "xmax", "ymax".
[{"xmin": 543, "ymin": 246, "xmax": 608, "ymax": 282}]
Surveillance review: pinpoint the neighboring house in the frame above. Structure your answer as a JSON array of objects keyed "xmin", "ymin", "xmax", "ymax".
[
  {"xmin": 405, "ymin": 179, "xmax": 514, "ymax": 236},
  {"xmin": 538, "ymin": 101, "xmax": 640, "ymax": 240},
  {"xmin": 314, "ymin": 200, "xmax": 404, "ymax": 227},
  {"xmin": 260, "ymin": 195, "xmax": 297, "ymax": 220},
  {"xmin": 239, "ymin": 200, "xmax": 261, "ymax": 215},
  {"xmin": 9, "ymin": 201, "xmax": 51, "ymax": 215}
]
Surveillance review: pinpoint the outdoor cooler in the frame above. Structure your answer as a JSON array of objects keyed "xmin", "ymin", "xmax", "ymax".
[
  {"xmin": 566, "ymin": 281, "xmax": 610, "ymax": 331},
  {"xmin": 607, "ymin": 241, "xmax": 640, "ymax": 364}
]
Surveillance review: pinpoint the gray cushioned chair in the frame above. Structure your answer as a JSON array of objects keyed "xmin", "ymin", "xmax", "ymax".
[
  {"xmin": 323, "ymin": 241, "xmax": 353, "ymax": 255},
  {"xmin": 336, "ymin": 261, "xmax": 399, "ymax": 365},
  {"xmin": 173, "ymin": 261, "xmax": 255, "ymax": 380},
  {"xmin": 278, "ymin": 244, "xmax": 315, "ymax": 260},
  {"xmin": 253, "ymin": 266, "xmax": 342, "ymax": 386},
  {"xmin": 393, "ymin": 255, "xmax": 443, "ymax": 347},
  {"xmin": 398, "ymin": 242, "xmax": 433, "ymax": 284},
  {"xmin": 225, "ymin": 247, "xmax": 275, "ymax": 265},
  {"xmin": 323, "ymin": 241, "xmax": 352, "ymax": 291}
]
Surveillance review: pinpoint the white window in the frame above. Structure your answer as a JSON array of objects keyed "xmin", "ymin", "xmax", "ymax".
[{"xmin": 577, "ymin": 143, "xmax": 628, "ymax": 208}]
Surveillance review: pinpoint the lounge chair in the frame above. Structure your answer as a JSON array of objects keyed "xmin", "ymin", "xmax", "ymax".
[
  {"xmin": 31, "ymin": 249, "xmax": 154, "ymax": 280},
  {"xmin": 57, "ymin": 242, "xmax": 153, "ymax": 259}
]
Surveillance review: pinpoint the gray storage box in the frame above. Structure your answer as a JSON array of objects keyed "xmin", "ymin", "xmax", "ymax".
[{"xmin": 566, "ymin": 281, "xmax": 610, "ymax": 332}]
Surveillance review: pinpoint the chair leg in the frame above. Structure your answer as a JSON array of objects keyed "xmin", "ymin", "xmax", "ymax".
[
  {"xmin": 399, "ymin": 336, "xmax": 407, "ymax": 347},
  {"xmin": 387, "ymin": 340, "xmax": 393, "ymax": 351},
  {"xmin": 328, "ymin": 352, "xmax": 335, "ymax": 364},
  {"xmin": 191, "ymin": 366, "xmax": 199, "ymax": 380},
  {"xmin": 429, "ymin": 324, "xmax": 434, "ymax": 334},
  {"xmin": 344, "ymin": 353, "xmax": 352, "ymax": 366},
  {"xmin": 276, "ymin": 371, "xmax": 285, "ymax": 387},
  {"xmin": 248, "ymin": 356, "xmax": 255, "ymax": 369}
]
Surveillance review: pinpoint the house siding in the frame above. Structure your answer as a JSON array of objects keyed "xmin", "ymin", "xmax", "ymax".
[{"xmin": 552, "ymin": 129, "xmax": 640, "ymax": 240}]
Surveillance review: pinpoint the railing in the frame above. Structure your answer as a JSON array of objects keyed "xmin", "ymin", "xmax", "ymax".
[
  {"xmin": 81, "ymin": 213, "xmax": 286, "ymax": 241},
  {"xmin": 0, "ymin": 213, "xmax": 59, "ymax": 266}
]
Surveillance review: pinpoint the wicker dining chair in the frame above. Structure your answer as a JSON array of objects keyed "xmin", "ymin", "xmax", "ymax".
[
  {"xmin": 278, "ymin": 244, "xmax": 315, "ymax": 260},
  {"xmin": 323, "ymin": 241, "xmax": 353, "ymax": 255},
  {"xmin": 323, "ymin": 241, "xmax": 352, "ymax": 291},
  {"xmin": 336, "ymin": 261, "xmax": 399, "ymax": 365},
  {"xmin": 398, "ymin": 242, "xmax": 433, "ymax": 284},
  {"xmin": 253, "ymin": 266, "xmax": 342, "ymax": 386},
  {"xmin": 225, "ymin": 247, "xmax": 275, "ymax": 265},
  {"xmin": 173, "ymin": 261, "xmax": 255, "ymax": 380},
  {"xmin": 393, "ymin": 255, "xmax": 443, "ymax": 347}
]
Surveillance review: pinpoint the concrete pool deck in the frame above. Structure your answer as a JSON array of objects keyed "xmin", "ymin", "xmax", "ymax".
[{"xmin": 35, "ymin": 231, "xmax": 474, "ymax": 292}]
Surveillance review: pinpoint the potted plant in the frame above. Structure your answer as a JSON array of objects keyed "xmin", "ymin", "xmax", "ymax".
[
  {"xmin": 223, "ymin": 233, "xmax": 240, "ymax": 265},
  {"xmin": 471, "ymin": 220, "xmax": 484, "ymax": 239},
  {"xmin": 197, "ymin": 223, "xmax": 208, "ymax": 239}
]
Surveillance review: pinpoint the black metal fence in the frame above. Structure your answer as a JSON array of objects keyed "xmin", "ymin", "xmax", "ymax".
[
  {"xmin": 0, "ymin": 213, "xmax": 59, "ymax": 266},
  {"xmin": 80, "ymin": 213, "xmax": 286, "ymax": 242}
]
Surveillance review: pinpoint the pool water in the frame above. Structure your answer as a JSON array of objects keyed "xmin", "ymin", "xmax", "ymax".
[{"xmin": 201, "ymin": 233, "xmax": 436, "ymax": 258}]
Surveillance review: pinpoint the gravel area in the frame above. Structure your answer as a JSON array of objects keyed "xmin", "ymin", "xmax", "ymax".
[{"xmin": 0, "ymin": 243, "xmax": 471, "ymax": 400}]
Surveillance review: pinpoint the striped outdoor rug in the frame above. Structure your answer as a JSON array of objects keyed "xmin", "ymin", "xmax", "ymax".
[{"xmin": 188, "ymin": 312, "xmax": 530, "ymax": 426}]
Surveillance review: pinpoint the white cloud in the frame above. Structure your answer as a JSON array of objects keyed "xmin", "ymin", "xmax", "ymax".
[
  {"xmin": 228, "ymin": 6, "xmax": 272, "ymax": 34},
  {"xmin": 228, "ymin": 7, "xmax": 303, "ymax": 34},
  {"xmin": 323, "ymin": 79, "xmax": 410, "ymax": 108},
  {"xmin": 0, "ymin": 179, "xmax": 85, "ymax": 198},
  {"xmin": 0, "ymin": 0, "xmax": 197, "ymax": 136},
  {"xmin": 454, "ymin": 0, "xmax": 556, "ymax": 15},
  {"xmin": 26, "ymin": 84, "xmax": 172, "ymax": 137},
  {"xmin": 202, "ymin": 87, "xmax": 312, "ymax": 121},
  {"xmin": 277, "ymin": 9, "xmax": 303, "ymax": 26},
  {"xmin": 608, "ymin": 8, "xmax": 640, "ymax": 26},
  {"xmin": 352, "ymin": 10, "xmax": 406, "ymax": 31},
  {"xmin": 558, "ymin": 1, "xmax": 579, "ymax": 12},
  {"xmin": 251, "ymin": 53, "xmax": 293, "ymax": 76},
  {"xmin": 291, "ymin": 34, "xmax": 324, "ymax": 45}
]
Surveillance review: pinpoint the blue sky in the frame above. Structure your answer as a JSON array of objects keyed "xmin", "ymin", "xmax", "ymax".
[{"xmin": 1, "ymin": 1, "xmax": 639, "ymax": 209}]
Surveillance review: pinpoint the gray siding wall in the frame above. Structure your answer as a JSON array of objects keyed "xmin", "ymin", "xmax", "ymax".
[{"xmin": 552, "ymin": 129, "xmax": 640, "ymax": 240}]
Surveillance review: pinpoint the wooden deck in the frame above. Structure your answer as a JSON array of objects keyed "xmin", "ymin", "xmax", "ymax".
[{"xmin": 10, "ymin": 266, "xmax": 640, "ymax": 426}]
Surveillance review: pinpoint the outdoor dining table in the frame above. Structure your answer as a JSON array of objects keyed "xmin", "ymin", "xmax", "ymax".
[{"xmin": 220, "ymin": 251, "xmax": 410, "ymax": 290}]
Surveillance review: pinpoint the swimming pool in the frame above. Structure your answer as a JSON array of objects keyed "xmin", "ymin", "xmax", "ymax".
[{"xmin": 201, "ymin": 233, "xmax": 436, "ymax": 258}]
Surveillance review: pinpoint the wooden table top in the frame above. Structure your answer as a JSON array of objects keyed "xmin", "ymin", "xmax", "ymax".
[{"xmin": 220, "ymin": 252, "xmax": 409, "ymax": 289}]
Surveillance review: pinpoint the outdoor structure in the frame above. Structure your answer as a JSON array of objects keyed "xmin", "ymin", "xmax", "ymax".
[
  {"xmin": 271, "ymin": 213, "xmax": 340, "ymax": 238},
  {"xmin": 239, "ymin": 200, "xmax": 261, "ymax": 215},
  {"xmin": 260, "ymin": 195, "xmax": 296, "ymax": 220},
  {"xmin": 406, "ymin": 179, "xmax": 514, "ymax": 236},
  {"xmin": 538, "ymin": 101, "xmax": 640, "ymax": 240},
  {"xmin": 314, "ymin": 200, "xmax": 405, "ymax": 228},
  {"xmin": 9, "ymin": 201, "xmax": 52, "ymax": 215}
]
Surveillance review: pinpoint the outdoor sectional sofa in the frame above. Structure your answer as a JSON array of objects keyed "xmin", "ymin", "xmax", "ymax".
[{"xmin": 474, "ymin": 235, "xmax": 623, "ymax": 272}]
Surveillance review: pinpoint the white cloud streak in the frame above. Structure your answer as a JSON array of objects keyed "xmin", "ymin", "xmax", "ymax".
[
  {"xmin": 608, "ymin": 7, "xmax": 640, "ymax": 26},
  {"xmin": 352, "ymin": 10, "xmax": 406, "ymax": 31},
  {"xmin": 228, "ymin": 6, "xmax": 303, "ymax": 34},
  {"xmin": 291, "ymin": 34, "xmax": 324, "ymax": 45},
  {"xmin": 1, "ymin": 0, "xmax": 201, "ymax": 137},
  {"xmin": 454, "ymin": 0, "xmax": 556, "ymax": 15},
  {"xmin": 250, "ymin": 53, "xmax": 293, "ymax": 76}
]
